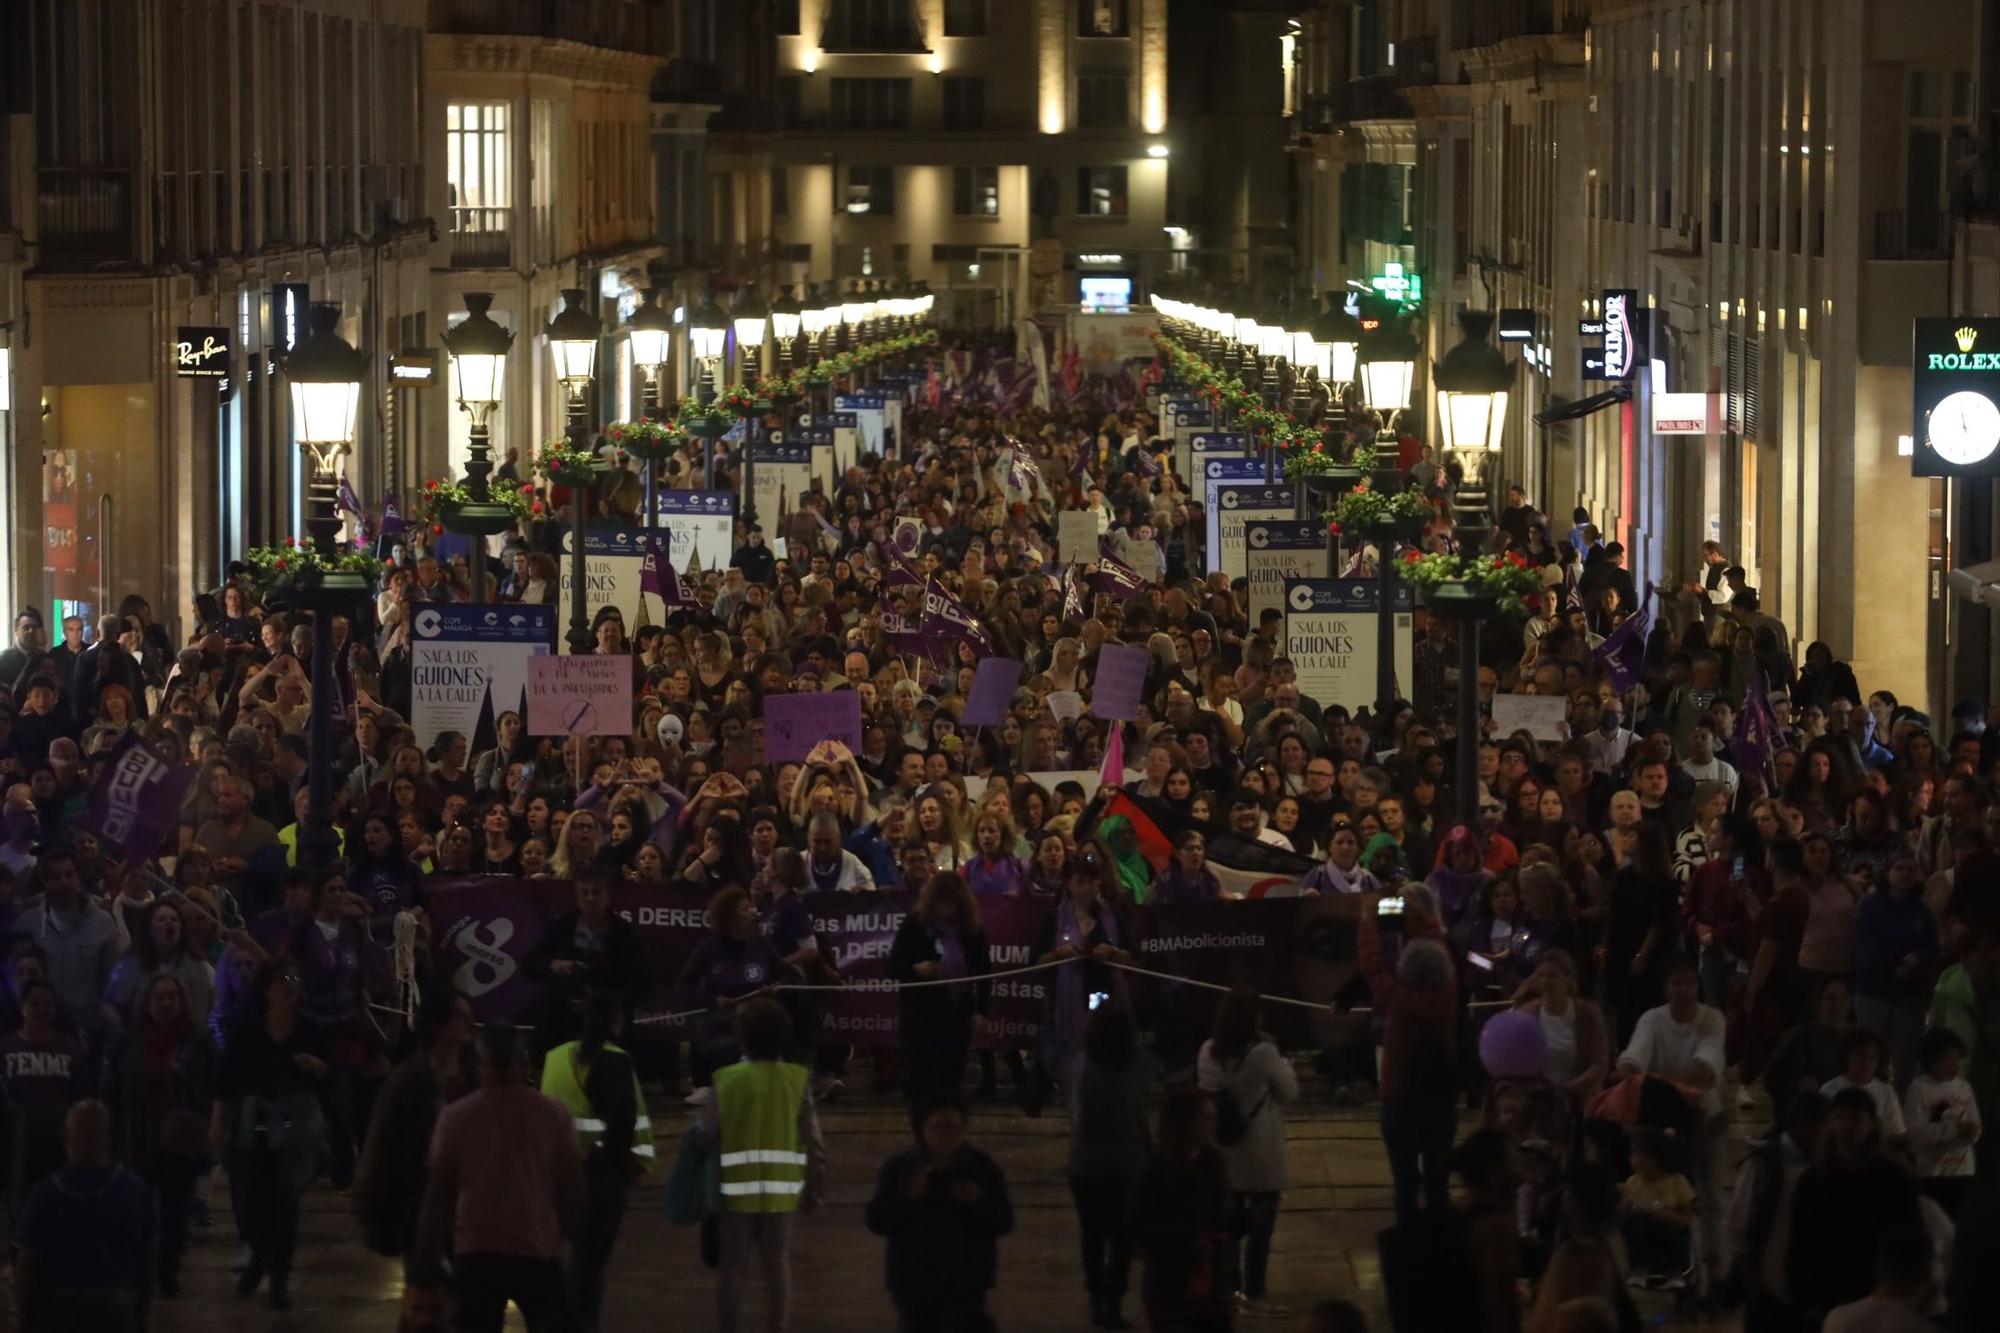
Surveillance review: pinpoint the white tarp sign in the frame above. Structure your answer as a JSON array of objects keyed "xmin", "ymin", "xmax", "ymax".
[
  {"xmin": 411, "ymin": 604, "xmax": 555, "ymax": 747},
  {"xmin": 1245, "ymin": 521, "xmax": 1326, "ymax": 625},
  {"xmin": 1283, "ymin": 578, "xmax": 1415, "ymax": 714}
]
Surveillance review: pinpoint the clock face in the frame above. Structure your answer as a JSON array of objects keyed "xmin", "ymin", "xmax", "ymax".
[{"xmin": 1929, "ymin": 390, "xmax": 2000, "ymax": 467}]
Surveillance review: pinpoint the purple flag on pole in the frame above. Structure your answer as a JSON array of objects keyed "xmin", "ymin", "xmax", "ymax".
[
  {"xmin": 639, "ymin": 537, "xmax": 666, "ymax": 597},
  {"xmin": 1092, "ymin": 543, "xmax": 1150, "ymax": 598},
  {"xmin": 1062, "ymin": 564, "xmax": 1089, "ymax": 622},
  {"xmin": 1737, "ymin": 670, "xmax": 1785, "ymax": 772},
  {"xmin": 81, "ymin": 734, "xmax": 197, "ymax": 861},
  {"xmin": 380, "ymin": 489, "xmax": 407, "ymax": 537},
  {"xmin": 337, "ymin": 476, "xmax": 363, "ymax": 517},
  {"xmin": 643, "ymin": 536, "xmax": 698, "ymax": 611},
  {"xmin": 922, "ymin": 584, "xmax": 992, "ymax": 655},
  {"xmin": 1591, "ymin": 600, "xmax": 1652, "ymax": 693}
]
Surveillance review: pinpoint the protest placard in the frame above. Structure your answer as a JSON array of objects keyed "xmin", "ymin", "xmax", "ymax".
[
  {"xmin": 1492, "ymin": 692, "xmax": 1570, "ymax": 743},
  {"xmin": 1092, "ymin": 642, "xmax": 1150, "ymax": 720},
  {"xmin": 764, "ymin": 689, "xmax": 864, "ymax": 763},
  {"xmin": 526, "ymin": 655, "xmax": 633, "ymax": 736},
  {"xmin": 1058, "ymin": 510, "xmax": 1098, "ymax": 566},
  {"xmin": 1046, "ymin": 689, "xmax": 1085, "ymax": 723},
  {"xmin": 961, "ymin": 658, "xmax": 1025, "ymax": 726}
]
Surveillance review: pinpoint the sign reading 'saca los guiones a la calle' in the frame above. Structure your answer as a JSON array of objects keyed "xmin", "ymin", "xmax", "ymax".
[{"xmin": 1914, "ymin": 318, "xmax": 2000, "ymax": 476}]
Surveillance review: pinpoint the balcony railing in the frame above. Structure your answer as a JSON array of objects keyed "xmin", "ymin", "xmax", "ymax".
[
  {"xmin": 819, "ymin": 9, "xmax": 927, "ymax": 52},
  {"xmin": 37, "ymin": 167, "xmax": 134, "ymax": 262},
  {"xmin": 432, "ymin": 0, "xmax": 674, "ymax": 57},
  {"xmin": 1449, "ymin": 0, "xmax": 1587, "ymax": 50},
  {"xmin": 449, "ymin": 205, "xmax": 513, "ymax": 267}
]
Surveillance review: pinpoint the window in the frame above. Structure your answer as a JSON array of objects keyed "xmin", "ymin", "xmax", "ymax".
[
  {"xmin": 1077, "ymin": 72, "xmax": 1128, "ymax": 128},
  {"xmin": 1077, "ymin": 165, "xmax": 1127, "ymax": 216},
  {"xmin": 845, "ymin": 165, "xmax": 895, "ymax": 215},
  {"xmin": 1079, "ymin": 0, "xmax": 1128, "ymax": 37},
  {"xmin": 774, "ymin": 0, "xmax": 801, "ymax": 35},
  {"xmin": 445, "ymin": 102, "xmax": 510, "ymax": 224},
  {"xmin": 778, "ymin": 75, "xmax": 803, "ymax": 129},
  {"xmin": 772, "ymin": 165, "xmax": 790, "ymax": 219},
  {"xmin": 830, "ymin": 78, "xmax": 911, "ymax": 129},
  {"xmin": 942, "ymin": 76, "xmax": 986, "ymax": 130},
  {"xmin": 943, "ymin": 0, "xmax": 987, "ymax": 35},
  {"xmin": 824, "ymin": 0, "xmax": 920, "ymax": 49},
  {"xmin": 952, "ymin": 166, "xmax": 999, "ymax": 216}
]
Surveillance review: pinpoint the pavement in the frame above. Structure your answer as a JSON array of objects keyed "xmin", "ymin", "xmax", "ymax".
[{"xmin": 148, "ymin": 1076, "xmax": 1743, "ymax": 1331}]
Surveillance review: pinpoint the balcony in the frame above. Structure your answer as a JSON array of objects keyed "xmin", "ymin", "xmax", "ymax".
[
  {"xmin": 449, "ymin": 206, "xmax": 513, "ymax": 267},
  {"xmin": 1875, "ymin": 209, "xmax": 1946, "ymax": 261},
  {"xmin": 37, "ymin": 167, "xmax": 134, "ymax": 264},
  {"xmin": 431, "ymin": 0, "xmax": 674, "ymax": 58},
  {"xmin": 818, "ymin": 9, "xmax": 927, "ymax": 53}
]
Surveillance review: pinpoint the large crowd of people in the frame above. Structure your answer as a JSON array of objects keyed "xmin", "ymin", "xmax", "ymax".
[{"xmin": 0, "ymin": 329, "xmax": 1997, "ymax": 1333}]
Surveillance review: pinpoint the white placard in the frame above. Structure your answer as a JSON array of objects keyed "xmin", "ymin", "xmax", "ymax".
[
  {"xmin": 1059, "ymin": 511, "xmax": 1099, "ymax": 566},
  {"xmin": 1492, "ymin": 693, "xmax": 1570, "ymax": 742}
]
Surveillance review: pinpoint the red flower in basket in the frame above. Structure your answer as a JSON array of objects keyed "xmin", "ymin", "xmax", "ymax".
[
  {"xmin": 1402, "ymin": 549, "xmax": 1423, "ymax": 563},
  {"xmin": 1328, "ymin": 520, "xmax": 1343, "ymax": 536},
  {"xmin": 426, "ymin": 479, "xmax": 439, "ymax": 491},
  {"xmin": 431, "ymin": 524, "xmax": 444, "ymax": 535},
  {"xmin": 274, "ymin": 559, "xmax": 288, "ymax": 571}
]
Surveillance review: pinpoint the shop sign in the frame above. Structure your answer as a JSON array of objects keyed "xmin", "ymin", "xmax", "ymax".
[
  {"xmin": 272, "ymin": 283, "xmax": 311, "ymax": 356},
  {"xmin": 1912, "ymin": 318, "xmax": 2000, "ymax": 475},
  {"xmin": 1651, "ymin": 392, "xmax": 1709, "ymax": 434},
  {"xmin": 173, "ymin": 327, "xmax": 231, "ymax": 379},
  {"xmin": 1601, "ymin": 290, "xmax": 1638, "ymax": 380}
]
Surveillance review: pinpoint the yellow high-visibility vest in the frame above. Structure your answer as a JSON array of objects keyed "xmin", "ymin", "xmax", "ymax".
[
  {"xmin": 539, "ymin": 1040, "xmax": 656, "ymax": 1169},
  {"xmin": 714, "ymin": 1060, "xmax": 811, "ymax": 1213}
]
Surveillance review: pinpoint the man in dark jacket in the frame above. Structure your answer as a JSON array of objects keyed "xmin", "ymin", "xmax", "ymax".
[
  {"xmin": 864, "ymin": 1091, "xmax": 1015, "ymax": 1331},
  {"xmin": 521, "ymin": 878, "xmax": 649, "ymax": 1055}
]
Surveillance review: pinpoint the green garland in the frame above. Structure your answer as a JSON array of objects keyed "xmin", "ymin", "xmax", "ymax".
[
  {"xmin": 1152, "ymin": 332, "xmax": 1341, "ymax": 467},
  {"xmin": 240, "ymin": 542, "xmax": 384, "ymax": 597},
  {"xmin": 1326, "ymin": 480, "xmax": 1435, "ymax": 533},
  {"xmin": 1396, "ymin": 550, "xmax": 1542, "ymax": 617},
  {"xmin": 413, "ymin": 477, "xmax": 534, "ymax": 526}
]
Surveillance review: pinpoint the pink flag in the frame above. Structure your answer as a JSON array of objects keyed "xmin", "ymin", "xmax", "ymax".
[{"xmin": 1099, "ymin": 722, "xmax": 1125, "ymax": 789}]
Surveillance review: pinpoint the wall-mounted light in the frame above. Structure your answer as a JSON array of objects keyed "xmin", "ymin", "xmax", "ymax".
[
  {"xmin": 801, "ymin": 48, "xmax": 821, "ymax": 75},
  {"xmin": 1897, "ymin": 434, "xmax": 1915, "ymax": 457},
  {"xmin": 927, "ymin": 51, "xmax": 944, "ymax": 75},
  {"xmin": 1147, "ymin": 143, "xmax": 1170, "ymax": 159}
]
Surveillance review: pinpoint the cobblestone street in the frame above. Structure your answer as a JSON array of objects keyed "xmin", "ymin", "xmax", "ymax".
[{"xmin": 146, "ymin": 1080, "xmax": 1742, "ymax": 1331}]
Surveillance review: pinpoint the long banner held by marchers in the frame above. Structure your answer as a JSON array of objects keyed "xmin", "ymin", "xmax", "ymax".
[{"xmin": 423, "ymin": 881, "xmax": 1361, "ymax": 1050}]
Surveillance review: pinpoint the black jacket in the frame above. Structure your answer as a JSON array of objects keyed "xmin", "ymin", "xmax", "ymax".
[
  {"xmin": 863, "ymin": 1144, "xmax": 1014, "ymax": 1310},
  {"xmin": 1786, "ymin": 1156, "xmax": 1922, "ymax": 1316},
  {"xmin": 523, "ymin": 910, "xmax": 650, "ymax": 1048},
  {"xmin": 886, "ymin": 914, "xmax": 991, "ymax": 1042}
]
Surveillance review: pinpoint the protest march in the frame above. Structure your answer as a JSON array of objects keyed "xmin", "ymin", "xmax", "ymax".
[{"xmin": 2, "ymin": 321, "xmax": 1997, "ymax": 1333}]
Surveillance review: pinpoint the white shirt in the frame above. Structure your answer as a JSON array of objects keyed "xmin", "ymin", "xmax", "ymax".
[
  {"xmin": 1585, "ymin": 727, "xmax": 1635, "ymax": 773},
  {"xmin": 1821, "ymin": 1074, "xmax": 1907, "ymax": 1138},
  {"xmin": 1539, "ymin": 1007, "xmax": 1579, "ymax": 1086},
  {"xmin": 1682, "ymin": 755, "xmax": 1740, "ymax": 797},
  {"xmin": 1619, "ymin": 1003, "xmax": 1728, "ymax": 1115},
  {"xmin": 1905, "ymin": 1073, "xmax": 1980, "ymax": 1177}
]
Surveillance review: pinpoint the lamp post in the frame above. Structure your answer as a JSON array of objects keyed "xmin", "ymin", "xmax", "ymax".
[
  {"xmin": 1432, "ymin": 310, "xmax": 1517, "ymax": 826},
  {"xmin": 770, "ymin": 287, "xmax": 803, "ymax": 376},
  {"xmin": 1356, "ymin": 311, "xmax": 1421, "ymax": 718},
  {"xmin": 282, "ymin": 303, "xmax": 367, "ymax": 878},
  {"xmin": 626, "ymin": 288, "xmax": 674, "ymax": 536},
  {"xmin": 439, "ymin": 293, "xmax": 516, "ymax": 605},
  {"xmin": 687, "ymin": 293, "xmax": 728, "ymax": 489},
  {"xmin": 1433, "ymin": 309, "xmax": 1516, "ymax": 555},
  {"xmin": 548, "ymin": 288, "xmax": 602, "ymax": 657}
]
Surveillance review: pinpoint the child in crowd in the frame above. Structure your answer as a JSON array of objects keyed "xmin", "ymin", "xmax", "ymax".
[
  {"xmin": 1903, "ymin": 1027, "xmax": 1981, "ymax": 1214},
  {"xmin": 1616, "ymin": 1127, "xmax": 1693, "ymax": 1285},
  {"xmin": 1820, "ymin": 1027, "xmax": 1908, "ymax": 1147}
]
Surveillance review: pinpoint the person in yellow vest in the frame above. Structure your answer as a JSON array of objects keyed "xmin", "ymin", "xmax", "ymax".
[
  {"xmin": 539, "ymin": 989, "xmax": 654, "ymax": 1333},
  {"xmin": 696, "ymin": 995, "xmax": 825, "ymax": 1333}
]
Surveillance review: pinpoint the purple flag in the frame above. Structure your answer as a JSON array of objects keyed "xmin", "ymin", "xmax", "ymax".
[
  {"xmin": 1737, "ymin": 670, "xmax": 1784, "ymax": 772},
  {"xmin": 1092, "ymin": 542, "xmax": 1150, "ymax": 598},
  {"xmin": 336, "ymin": 476, "xmax": 363, "ymax": 517},
  {"xmin": 380, "ymin": 488, "xmax": 406, "ymax": 537},
  {"xmin": 1129, "ymin": 445, "xmax": 1161, "ymax": 479},
  {"xmin": 643, "ymin": 537, "xmax": 698, "ymax": 611},
  {"xmin": 81, "ymin": 734, "xmax": 197, "ymax": 861},
  {"xmin": 1591, "ymin": 600, "xmax": 1651, "ymax": 693},
  {"xmin": 922, "ymin": 584, "xmax": 992, "ymax": 655},
  {"xmin": 640, "ymin": 537, "xmax": 666, "ymax": 597}
]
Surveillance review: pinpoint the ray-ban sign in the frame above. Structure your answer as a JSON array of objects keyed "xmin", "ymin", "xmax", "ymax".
[{"xmin": 174, "ymin": 327, "xmax": 232, "ymax": 379}]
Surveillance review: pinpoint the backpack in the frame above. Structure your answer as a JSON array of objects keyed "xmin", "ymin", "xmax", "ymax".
[{"xmin": 1212, "ymin": 1056, "xmax": 1269, "ymax": 1147}]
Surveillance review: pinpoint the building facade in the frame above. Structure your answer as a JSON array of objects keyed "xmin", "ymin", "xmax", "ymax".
[
  {"xmin": 10, "ymin": 0, "xmax": 432, "ymax": 643},
  {"xmin": 1293, "ymin": 0, "xmax": 1966, "ymax": 712},
  {"xmin": 425, "ymin": 0, "xmax": 669, "ymax": 485},
  {"xmin": 769, "ymin": 0, "xmax": 1172, "ymax": 324}
]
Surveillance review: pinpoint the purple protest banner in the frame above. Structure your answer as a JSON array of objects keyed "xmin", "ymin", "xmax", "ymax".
[
  {"xmin": 763, "ymin": 689, "xmax": 864, "ymax": 763},
  {"xmin": 1091, "ymin": 642, "xmax": 1150, "ymax": 720},
  {"xmin": 961, "ymin": 658, "xmax": 1025, "ymax": 726},
  {"xmin": 80, "ymin": 734, "xmax": 196, "ymax": 860}
]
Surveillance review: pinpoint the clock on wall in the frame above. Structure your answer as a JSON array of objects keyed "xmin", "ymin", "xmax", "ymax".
[{"xmin": 1928, "ymin": 389, "xmax": 2000, "ymax": 467}]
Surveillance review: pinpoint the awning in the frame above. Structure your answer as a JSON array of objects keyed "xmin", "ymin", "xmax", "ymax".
[
  {"xmin": 1533, "ymin": 384, "xmax": 1633, "ymax": 428},
  {"xmin": 1946, "ymin": 558, "xmax": 2000, "ymax": 610}
]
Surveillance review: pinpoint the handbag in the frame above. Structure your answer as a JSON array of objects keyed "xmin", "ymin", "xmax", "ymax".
[{"xmin": 662, "ymin": 1124, "xmax": 720, "ymax": 1225}]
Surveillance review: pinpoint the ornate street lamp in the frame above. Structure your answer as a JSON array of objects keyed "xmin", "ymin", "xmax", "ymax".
[
  {"xmin": 439, "ymin": 293, "xmax": 517, "ymax": 604},
  {"xmin": 687, "ymin": 292, "xmax": 729, "ymax": 489},
  {"xmin": 770, "ymin": 287, "xmax": 803, "ymax": 375},
  {"xmin": 1433, "ymin": 308, "xmax": 1516, "ymax": 549},
  {"xmin": 625, "ymin": 288, "xmax": 675, "ymax": 536},
  {"xmin": 1357, "ymin": 315, "xmax": 1420, "ymax": 429},
  {"xmin": 732, "ymin": 291, "xmax": 770, "ymax": 388},
  {"xmin": 281, "ymin": 302, "xmax": 368, "ymax": 877},
  {"xmin": 547, "ymin": 288, "xmax": 602, "ymax": 656}
]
